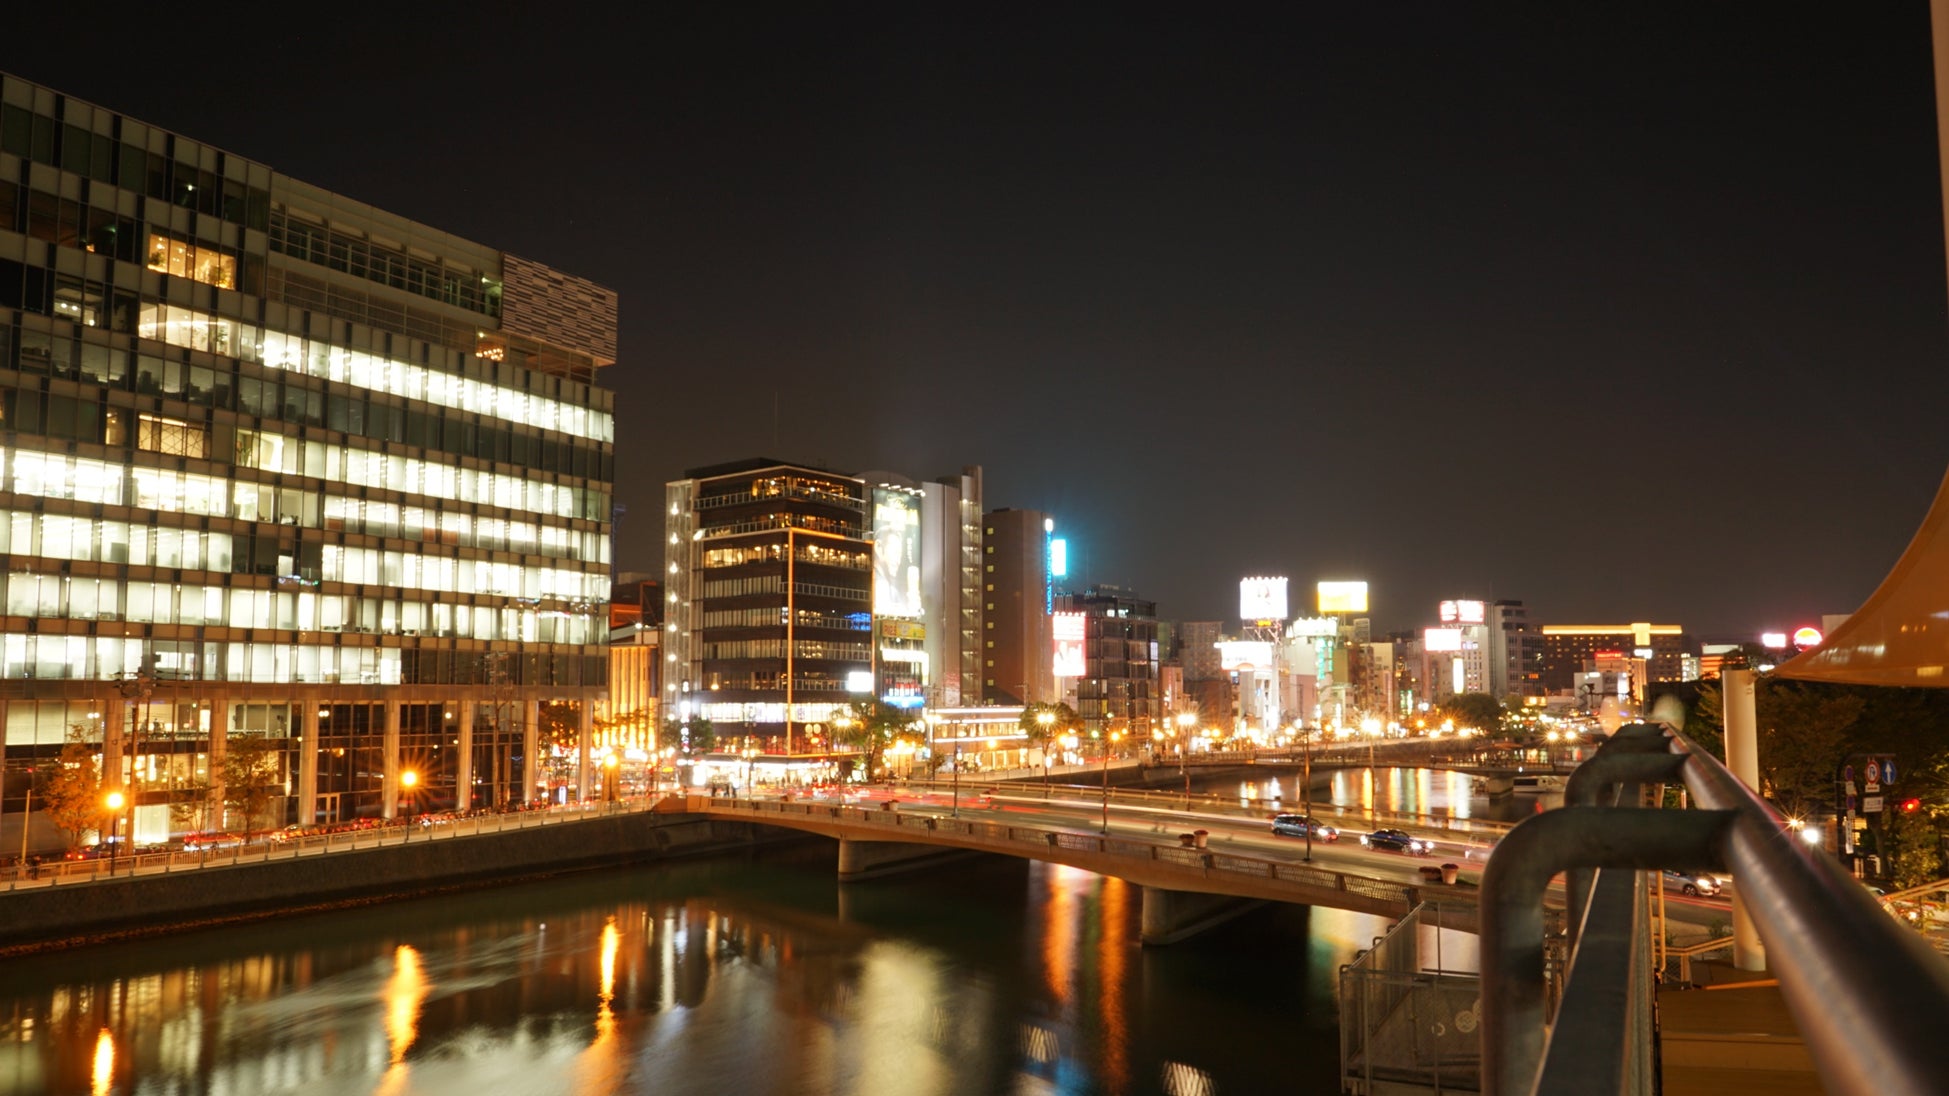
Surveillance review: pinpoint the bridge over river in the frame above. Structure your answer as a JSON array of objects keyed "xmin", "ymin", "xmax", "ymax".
[{"xmin": 676, "ymin": 793, "xmax": 1478, "ymax": 944}]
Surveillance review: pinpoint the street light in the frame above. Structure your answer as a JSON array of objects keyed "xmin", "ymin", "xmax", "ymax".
[
  {"xmin": 1100, "ymin": 729, "xmax": 1123, "ymax": 834},
  {"xmin": 1175, "ymin": 712, "xmax": 1196, "ymax": 802},
  {"xmin": 103, "ymin": 789, "xmax": 126, "ymax": 873},
  {"xmin": 1036, "ymin": 710, "xmax": 1055, "ymax": 789},
  {"xmin": 603, "ymin": 752, "xmax": 620, "ymax": 802},
  {"xmin": 1297, "ymin": 721, "xmax": 1315, "ymax": 862},
  {"xmin": 1361, "ymin": 716, "xmax": 1382, "ymax": 777}
]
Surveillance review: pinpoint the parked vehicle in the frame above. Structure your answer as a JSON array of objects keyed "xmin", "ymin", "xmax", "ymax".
[
  {"xmin": 1361, "ymin": 828, "xmax": 1434, "ymax": 855},
  {"xmin": 1661, "ymin": 870, "xmax": 1721, "ymax": 897},
  {"xmin": 1270, "ymin": 814, "xmax": 1337, "ymax": 841}
]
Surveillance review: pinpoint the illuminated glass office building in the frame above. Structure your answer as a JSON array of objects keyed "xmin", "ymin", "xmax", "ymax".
[{"xmin": 0, "ymin": 73, "xmax": 615, "ymax": 838}]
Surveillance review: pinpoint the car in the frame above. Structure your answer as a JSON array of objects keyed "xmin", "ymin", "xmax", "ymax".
[
  {"xmin": 1361, "ymin": 828, "xmax": 1434, "ymax": 855},
  {"xmin": 1270, "ymin": 814, "xmax": 1338, "ymax": 841},
  {"xmin": 1661, "ymin": 870, "xmax": 1721, "ymax": 897}
]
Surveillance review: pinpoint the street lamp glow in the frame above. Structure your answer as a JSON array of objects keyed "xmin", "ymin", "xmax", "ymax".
[
  {"xmin": 104, "ymin": 790, "xmax": 126, "ymax": 811},
  {"xmin": 400, "ymin": 770, "xmax": 419, "ymax": 789},
  {"xmin": 1361, "ymin": 717, "xmax": 1382, "ymax": 738}
]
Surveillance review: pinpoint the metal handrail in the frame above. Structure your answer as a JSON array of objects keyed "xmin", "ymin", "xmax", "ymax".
[{"xmin": 1481, "ymin": 723, "xmax": 1949, "ymax": 1095}]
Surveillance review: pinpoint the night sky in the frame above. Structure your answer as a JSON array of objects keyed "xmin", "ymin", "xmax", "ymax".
[{"xmin": 8, "ymin": 5, "xmax": 1946, "ymax": 638}]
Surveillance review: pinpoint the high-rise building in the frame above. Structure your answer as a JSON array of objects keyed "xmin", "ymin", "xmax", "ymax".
[
  {"xmin": 0, "ymin": 72, "xmax": 615, "ymax": 834},
  {"xmin": 663, "ymin": 459, "xmax": 872, "ymax": 750},
  {"xmin": 1538, "ymin": 623, "xmax": 1697, "ymax": 695},
  {"xmin": 1490, "ymin": 599, "xmax": 1543, "ymax": 699},
  {"xmin": 1055, "ymin": 585, "xmax": 1160, "ymax": 744},
  {"xmin": 981, "ymin": 508, "xmax": 1056, "ymax": 705},
  {"xmin": 859, "ymin": 467, "xmax": 984, "ymax": 709}
]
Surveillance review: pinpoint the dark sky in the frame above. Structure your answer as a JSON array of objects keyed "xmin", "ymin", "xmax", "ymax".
[{"xmin": 9, "ymin": 5, "xmax": 1947, "ymax": 638}]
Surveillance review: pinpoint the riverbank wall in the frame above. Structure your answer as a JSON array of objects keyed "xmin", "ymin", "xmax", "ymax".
[{"xmin": 0, "ymin": 812, "xmax": 796, "ymax": 955}]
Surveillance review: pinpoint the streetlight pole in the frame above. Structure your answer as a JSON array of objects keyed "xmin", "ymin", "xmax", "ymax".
[
  {"xmin": 950, "ymin": 730, "xmax": 961, "ymax": 818},
  {"xmin": 1099, "ymin": 730, "xmax": 1122, "ymax": 835},
  {"xmin": 1300, "ymin": 723, "xmax": 1314, "ymax": 862},
  {"xmin": 1036, "ymin": 709, "xmax": 1055, "ymax": 790},
  {"xmin": 103, "ymin": 790, "xmax": 125, "ymax": 874},
  {"xmin": 1176, "ymin": 712, "xmax": 1195, "ymax": 805}
]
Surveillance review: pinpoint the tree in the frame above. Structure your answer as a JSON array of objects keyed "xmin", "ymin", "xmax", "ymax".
[
  {"xmin": 1019, "ymin": 702, "xmax": 1080, "ymax": 768},
  {"xmin": 1433, "ymin": 693, "xmax": 1505, "ymax": 735},
  {"xmin": 221, "ymin": 734, "xmax": 282, "ymax": 838},
  {"xmin": 39, "ymin": 724, "xmax": 106, "ymax": 852},
  {"xmin": 835, "ymin": 700, "xmax": 913, "ymax": 782},
  {"xmin": 1885, "ymin": 803, "xmax": 1942, "ymax": 891},
  {"xmin": 660, "ymin": 715, "xmax": 716, "ymax": 756},
  {"xmin": 1754, "ymin": 679, "xmax": 1864, "ymax": 818}
]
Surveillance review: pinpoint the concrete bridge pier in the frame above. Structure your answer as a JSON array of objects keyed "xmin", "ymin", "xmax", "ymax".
[
  {"xmin": 1140, "ymin": 885, "xmax": 1266, "ymax": 946},
  {"xmin": 836, "ymin": 837, "xmax": 977, "ymax": 882}
]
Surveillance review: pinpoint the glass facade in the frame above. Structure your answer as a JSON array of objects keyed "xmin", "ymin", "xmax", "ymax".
[{"xmin": 0, "ymin": 72, "xmax": 616, "ymax": 832}]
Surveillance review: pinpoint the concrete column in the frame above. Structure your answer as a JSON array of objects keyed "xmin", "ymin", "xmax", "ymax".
[
  {"xmin": 382, "ymin": 698, "xmax": 402, "ymax": 820},
  {"xmin": 578, "ymin": 701, "xmax": 593, "ymax": 804},
  {"xmin": 1139, "ymin": 885, "xmax": 1265, "ymax": 946},
  {"xmin": 1721, "ymin": 668, "xmax": 1766, "ymax": 971},
  {"xmin": 298, "ymin": 699, "xmax": 320, "ymax": 825},
  {"xmin": 102, "ymin": 701, "xmax": 126, "ymax": 790},
  {"xmin": 455, "ymin": 701, "xmax": 475, "ymax": 813},
  {"xmin": 524, "ymin": 700, "xmax": 541, "ymax": 805},
  {"xmin": 205, "ymin": 698, "xmax": 227, "ymax": 832}
]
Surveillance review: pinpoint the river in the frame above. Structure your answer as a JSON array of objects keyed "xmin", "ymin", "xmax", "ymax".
[{"xmin": 0, "ymin": 766, "xmax": 1498, "ymax": 1096}]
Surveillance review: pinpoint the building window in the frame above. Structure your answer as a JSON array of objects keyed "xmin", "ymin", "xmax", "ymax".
[
  {"xmin": 146, "ymin": 232, "xmax": 236, "ymax": 289},
  {"xmin": 136, "ymin": 413, "xmax": 208, "ymax": 458}
]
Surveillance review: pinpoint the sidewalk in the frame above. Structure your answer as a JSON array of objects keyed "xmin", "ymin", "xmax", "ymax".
[{"xmin": 1658, "ymin": 965, "xmax": 1820, "ymax": 1095}]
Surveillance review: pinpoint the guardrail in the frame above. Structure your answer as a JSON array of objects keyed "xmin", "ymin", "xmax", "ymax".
[
  {"xmin": 1480, "ymin": 722, "xmax": 1949, "ymax": 1095},
  {"xmin": 3, "ymin": 798, "xmax": 650, "ymax": 891},
  {"xmin": 708, "ymin": 796, "xmax": 1464, "ymax": 916}
]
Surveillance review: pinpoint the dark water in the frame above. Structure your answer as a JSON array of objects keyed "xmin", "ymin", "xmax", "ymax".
[{"xmin": 0, "ymin": 844, "xmax": 1407, "ymax": 1096}]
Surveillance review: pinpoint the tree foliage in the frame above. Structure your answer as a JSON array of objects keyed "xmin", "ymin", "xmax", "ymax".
[
  {"xmin": 1886, "ymin": 804, "xmax": 1943, "ymax": 891},
  {"xmin": 39, "ymin": 724, "xmax": 106, "ymax": 851},
  {"xmin": 1433, "ymin": 693, "xmax": 1505, "ymax": 734},
  {"xmin": 220, "ymin": 734, "xmax": 282, "ymax": 837},
  {"xmin": 836, "ymin": 700, "xmax": 915, "ymax": 781},
  {"xmin": 1018, "ymin": 702, "xmax": 1080, "ymax": 757},
  {"xmin": 659, "ymin": 714, "xmax": 716, "ymax": 755}
]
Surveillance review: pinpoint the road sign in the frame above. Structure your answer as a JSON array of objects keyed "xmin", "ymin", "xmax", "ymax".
[
  {"xmin": 1882, "ymin": 759, "xmax": 1896, "ymax": 785},
  {"xmin": 1864, "ymin": 796, "xmax": 1884, "ymax": 814}
]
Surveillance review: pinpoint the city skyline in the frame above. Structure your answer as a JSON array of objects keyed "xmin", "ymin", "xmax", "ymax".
[{"xmin": 9, "ymin": 7, "xmax": 1944, "ymax": 636}]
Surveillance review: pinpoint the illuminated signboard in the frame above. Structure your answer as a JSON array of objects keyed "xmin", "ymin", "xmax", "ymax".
[
  {"xmin": 1050, "ymin": 537, "xmax": 1068, "ymax": 579},
  {"xmin": 1760, "ymin": 632, "xmax": 1788, "ymax": 649},
  {"xmin": 1425, "ymin": 627, "xmax": 1463, "ymax": 653},
  {"xmin": 1317, "ymin": 581, "xmax": 1369, "ymax": 615},
  {"xmin": 1793, "ymin": 626, "xmax": 1823, "ymax": 648},
  {"xmin": 1440, "ymin": 599, "xmax": 1486, "ymax": 623},
  {"xmin": 1239, "ymin": 577, "xmax": 1290, "ymax": 622},
  {"xmin": 1053, "ymin": 611, "xmax": 1087, "ymax": 677},
  {"xmin": 872, "ymin": 488, "xmax": 922, "ymax": 619},
  {"xmin": 1218, "ymin": 640, "xmax": 1274, "ymax": 670},
  {"xmin": 845, "ymin": 670, "xmax": 876, "ymax": 693},
  {"xmin": 1288, "ymin": 617, "xmax": 1338, "ymax": 638}
]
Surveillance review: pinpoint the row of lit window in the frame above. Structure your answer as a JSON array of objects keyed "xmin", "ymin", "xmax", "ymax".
[
  {"xmin": 698, "ymin": 640, "xmax": 873, "ymax": 662},
  {"xmin": 698, "ymin": 543, "xmax": 870, "ymax": 570},
  {"xmin": 698, "ymin": 607, "xmax": 871, "ymax": 630},
  {"xmin": 1, "ymin": 576, "xmax": 601, "ymax": 644},
  {"xmin": 319, "ymin": 544, "xmax": 605, "ymax": 602},
  {"xmin": 234, "ymin": 429, "xmax": 603, "ymax": 522},
  {"xmin": 0, "ymin": 633, "xmax": 597, "ymax": 688},
  {"xmin": 8, "ymin": 445, "xmax": 607, "ymax": 535},
  {"xmin": 128, "ymin": 305, "xmax": 613, "ymax": 442},
  {"xmin": 146, "ymin": 231, "xmax": 236, "ymax": 289},
  {"xmin": 6, "ymin": 699, "xmax": 293, "ymax": 749}
]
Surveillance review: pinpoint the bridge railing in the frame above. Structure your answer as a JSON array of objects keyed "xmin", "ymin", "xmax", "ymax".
[
  {"xmin": 717, "ymin": 796, "xmax": 1465, "ymax": 916},
  {"xmin": 1480, "ymin": 722, "xmax": 1949, "ymax": 1095}
]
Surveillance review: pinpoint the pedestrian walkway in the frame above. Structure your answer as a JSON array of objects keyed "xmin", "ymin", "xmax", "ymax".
[{"xmin": 1658, "ymin": 966, "xmax": 1820, "ymax": 1095}]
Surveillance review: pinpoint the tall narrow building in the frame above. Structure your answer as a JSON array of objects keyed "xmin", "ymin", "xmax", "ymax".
[
  {"xmin": 0, "ymin": 72, "xmax": 615, "ymax": 837},
  {"xmin": 981, "ymin": 508, "xmax": 1057, "ymax": 706},
  {"xmin": 663, "ymin": 460, "xmax": 872, "ymax": 750}
]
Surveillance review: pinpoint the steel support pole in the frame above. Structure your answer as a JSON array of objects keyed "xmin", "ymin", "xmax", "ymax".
[{"xmin": 1721, "ymin": 668, "xmax": 1766, "ymax": 970}]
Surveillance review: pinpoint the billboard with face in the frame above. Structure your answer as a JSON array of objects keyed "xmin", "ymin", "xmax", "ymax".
[
  {"xmin": 872, "ymin": 488, "xmax": 922, "ymax": 618},
  {"xmin": 1239, "ymin": 577, "xmax": 1290, "ymax": 622},
  {"xmin": 1053, "ymin": 611, "xmax": 1087, "ymax": 677}
]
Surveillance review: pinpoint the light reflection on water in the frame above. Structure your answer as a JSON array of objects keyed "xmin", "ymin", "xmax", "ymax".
[
  {"xmin": 0, "ymin": 848, "xmax": 1396, "ymax": 1095},
  {"xmin": 1221, "ymin": 765, "xmax": 1563, "ymax": 823}
]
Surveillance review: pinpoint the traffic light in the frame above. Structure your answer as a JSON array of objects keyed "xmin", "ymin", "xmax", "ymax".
[{"xmin": 1899, "ymin": 798, "xmax": 1921, "ymax": 813}]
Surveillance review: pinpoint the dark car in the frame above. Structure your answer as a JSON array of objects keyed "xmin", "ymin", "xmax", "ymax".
[
  {"xmin": 1361, "ymin": 828, "xmax": 1434, "ymax": 855},
  {"xmin": 1270, "ymin": 814, "xmax": 1338, "ymax": 841}
]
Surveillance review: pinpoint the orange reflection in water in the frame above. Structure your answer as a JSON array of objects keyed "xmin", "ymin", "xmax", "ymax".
[
  {"xmin": 572, "ymin": 915, "xmax": 627, "ymax": 1094},
  {"xmin": 1040, "ymin": 868, "xmax": 1078, "ymax": 1007},
  {"xmin": 1096, "ymin": 876, "xmax": 1129, "ymax": 1094},
  {"xmin": 90, "ymin": 1028, "xmax": 114, "ymax": 1096},
  {"xmin": 374, "ymin": 944, "xmax": 427, "ymax": 1096}
]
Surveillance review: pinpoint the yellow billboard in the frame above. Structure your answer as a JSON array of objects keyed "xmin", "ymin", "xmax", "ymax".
[{"xmin": 1316, "ymin": 581, "xmax": 1369, "ymax": 615}]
